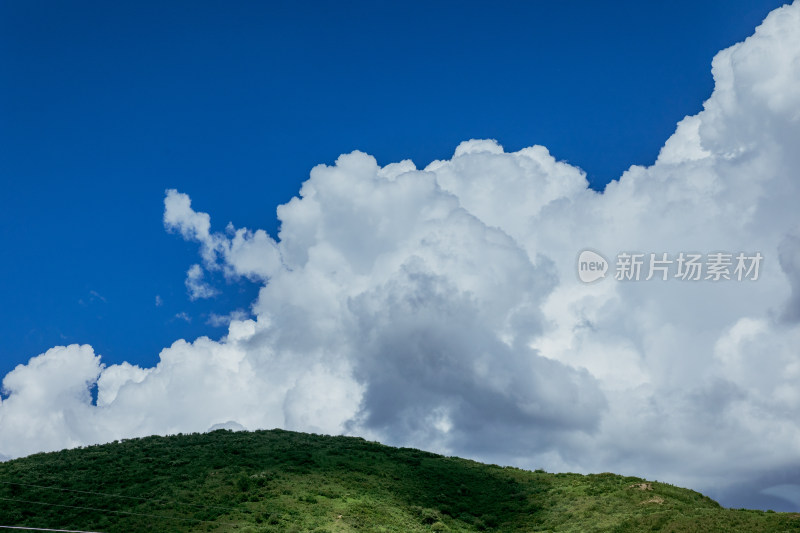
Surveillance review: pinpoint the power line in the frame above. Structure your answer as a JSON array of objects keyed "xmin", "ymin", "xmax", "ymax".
[
  {"xmin": 0, "ymin": 526, "xmax": 104, "ymax": 532},
  {"xmin": 0, "ymin": 497, "xmax": 239, "ymax": 527},
  {"xmin": 0, "ymin": 481, "xmax": 239, "ymax": 512}
]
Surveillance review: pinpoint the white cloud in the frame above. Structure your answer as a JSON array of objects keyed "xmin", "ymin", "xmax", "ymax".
[
  {"xmin": 207, "ymin": 309, "xmax": 249, "ymax": 327},
  {"xmin": 2, "ymin": 2, "xmax": 800, "ymax": 510},
  {"xmin": 163, "ymin": 189, "xmax": 211, "ymax": 243},
  {"xmin": 96, "ymin": 361, "xmax": 150, "ymax": 407},
  {"xmin": 207, "ymin": 420, "xmax": 246, "ymax": 432},
  {"xmin": 185, "ymin": 264, "xmax": 217, "ymax": 300},
  {"xmin": 164, "ymin": 189, "xmax": 282, "ymax": 281},
  {"xmin": 0, "ymin": 345, "xmax": 102, "ymax": 457}
]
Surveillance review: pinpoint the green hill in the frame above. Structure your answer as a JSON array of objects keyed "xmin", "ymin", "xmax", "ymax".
[{"xmin": 0, "ymin": 429, "xmax": 797, "ymax": 532}]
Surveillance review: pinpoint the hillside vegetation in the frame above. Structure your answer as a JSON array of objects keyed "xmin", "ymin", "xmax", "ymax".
[{"xmin": 0, "ymin": 429, "xmax": 797, "ymax": 532}]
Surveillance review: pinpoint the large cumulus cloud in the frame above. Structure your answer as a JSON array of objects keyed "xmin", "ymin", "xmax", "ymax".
[{"xmin": 2, "ymin": 1, "xmax": 800, "ymax": 510}]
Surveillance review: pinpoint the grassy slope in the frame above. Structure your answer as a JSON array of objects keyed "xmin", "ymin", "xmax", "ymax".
[{"xmin": 0, "ymin": 429, "xmax": 797, "ymax": 532}]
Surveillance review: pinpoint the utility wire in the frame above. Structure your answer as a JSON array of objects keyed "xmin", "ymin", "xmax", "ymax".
[
  {"xmin": 0, "ymin": 481, "xmax": 240, "ymax": 512},
  {"xmin": 0, "ymin": 497, "xmax": 239, "ymax": 527},
  {"xmin": 0, "ymin": 526, "xmax": 104, "ymax": 532}
]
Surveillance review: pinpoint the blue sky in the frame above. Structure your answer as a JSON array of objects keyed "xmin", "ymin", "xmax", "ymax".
[
  {"xmin": 4, "ymin": 1, "xmax": 800, "ymax": 510},
  {"xmin": 1, "ymin": 1, "xmax": 784, "ymax": 377}
]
